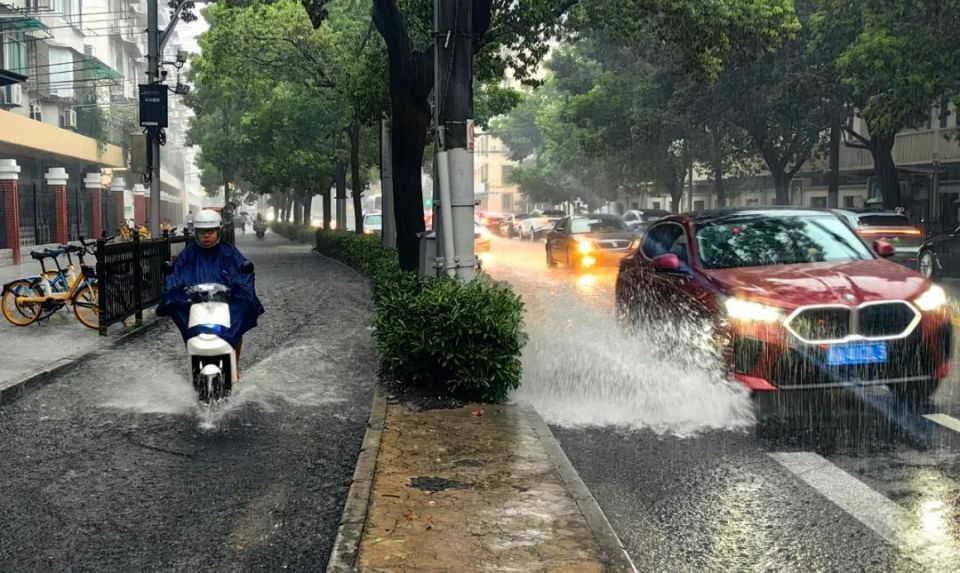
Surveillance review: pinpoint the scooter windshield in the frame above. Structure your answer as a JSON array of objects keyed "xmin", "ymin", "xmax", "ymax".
[{"xmin": 185, "ymin": 283, "xmax": 232, "ymax": 303}]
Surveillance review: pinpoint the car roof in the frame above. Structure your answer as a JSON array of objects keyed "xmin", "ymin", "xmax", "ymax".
[
  {"xmin": 571, "ymin": 213, "xmax": 623, "ymax": 219},
  {"xmin": 685, "ymin": 207, "xmax": 840, "ymax": 223}
]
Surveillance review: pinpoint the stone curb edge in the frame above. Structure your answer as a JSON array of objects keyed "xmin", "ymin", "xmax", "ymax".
[
  {"xmin": 520, "ymin": 405, "xmax": 639, "ymax": 573},
  {"xmin": 0, "ymin": 317, "xmax": 160, "ymax": 407},
  {"xmin": 326, "ymin": 386, "xmax": 387, "ymax": 573}
]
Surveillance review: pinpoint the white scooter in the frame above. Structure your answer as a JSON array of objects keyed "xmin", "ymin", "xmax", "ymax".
[{"xmin": 184, "ymin": 283, "xmax": 237, "ymax": 404}]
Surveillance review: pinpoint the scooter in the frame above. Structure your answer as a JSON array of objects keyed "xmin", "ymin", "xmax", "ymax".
[
  {"xmin": 161, "ymin": 262, "xmax": 255, "ymax": 404},
  {"xmin": 253, "ymin": 222, "xmax": 266, "ymax": 239}
]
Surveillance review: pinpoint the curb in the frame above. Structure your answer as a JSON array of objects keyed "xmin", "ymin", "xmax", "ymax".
[
  {"xmin": 0, "ymin": 316, "xmax": 160, "ymax": 407},
  {"xmin": 521, "ymin": 405, "xmax": 639, "ymax": 573},
  {"xmin": 326, "ymin": 386, "xmax": 387, "ymax": 573}
]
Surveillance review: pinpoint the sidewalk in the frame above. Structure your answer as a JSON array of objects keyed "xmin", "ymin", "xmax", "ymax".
[
  {"xmin": 0, "ymin": 255, "xmax": 152, "ymax": 399},
  {"xmin": 337, "ymin": 396, "xmax": 634, "ymax": 572}
]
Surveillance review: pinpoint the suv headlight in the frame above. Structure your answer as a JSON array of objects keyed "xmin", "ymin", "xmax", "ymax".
[
  {"xmin": 915, "ymin": 285, "xmax": 947, "ymax": 311},
  {"xmin": 724, "ymin": 298, "xmax": 784, "ymax": 323}
]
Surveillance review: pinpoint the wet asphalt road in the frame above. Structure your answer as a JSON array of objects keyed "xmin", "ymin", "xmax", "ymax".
[
  {"xmin": 0, "ymin": 232, "xmax": 376, "ymax": 572},
  {"xmin": 485, "ymin": 236, "xmax": 960, "ymax": 572}
]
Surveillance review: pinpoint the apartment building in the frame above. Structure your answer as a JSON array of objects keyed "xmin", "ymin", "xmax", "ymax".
[{"xmin": 474, "ymin": 130, "xmax": 524, "ymax": 214}]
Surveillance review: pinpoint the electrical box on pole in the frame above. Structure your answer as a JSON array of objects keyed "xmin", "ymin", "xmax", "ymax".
[{"xmin": 138, "ymin": 84, "xmax": 168, "ymax": 128}]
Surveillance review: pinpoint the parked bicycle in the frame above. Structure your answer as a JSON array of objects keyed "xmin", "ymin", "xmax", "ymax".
[{"xmin": 1, "ymin": 240, "xmax": 100, "ymax": 329}]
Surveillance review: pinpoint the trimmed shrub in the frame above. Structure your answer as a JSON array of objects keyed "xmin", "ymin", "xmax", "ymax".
[{"xmin": 314, "ymin": 229, "xmax": 527, "ymax": 403}]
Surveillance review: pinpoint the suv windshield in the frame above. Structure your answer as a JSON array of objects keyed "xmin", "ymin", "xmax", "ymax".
[
  {"xmin": 571, "ymin": 217, "xmax": 628, "ymax": 234},
  {"xmin": 696, "ymin": 215, "xmax": 874, "ymax": 269},
  {"xmin": 365, "ymin": 215, "xmax": 382, "ymax": 225}
]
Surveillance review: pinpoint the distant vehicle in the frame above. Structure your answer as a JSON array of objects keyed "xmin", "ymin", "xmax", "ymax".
[
  {"xmin": 621, "ymin": 209, "xmax": 671, "ymax": 233},
  {"xmin": 477, "ymin": 211, "xmax": 507, "ymax": 234},
  {"xmin": 832, "ymin": 209, "xmax": 922, "ymax": 270},
  {"xmin": 475, "ymin": 219, "xmax": 492, "ymax": 253},
  {"xmin": 364, "ymin": 212, "xmax": 383, "ymax": 236},
  {"xmin": 546, "ymin": 215, "xmax": 638, "ymax": 270},
  {"xmin": 615, "ymin": 208, "xmax": 952, "ymax": 403},
  {"xmin": 917, "ymin": 225, "xmax": 960, "ymax": 280},
  {"xmin": 500, "ymin": 213, "xmax": 532, "ymax": 238},
  {"xmin": 519, "ymin": 209, "xmax": 566, "ymax": 241}
]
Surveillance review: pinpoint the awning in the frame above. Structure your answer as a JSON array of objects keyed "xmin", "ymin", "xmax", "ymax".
[
  {"xmin": 0, "ymin": 15, "xmax": 48, "ymax": 33},
  {"xmin": 0, "ymin": 69, "xmax": 27, "ymax": 87},
  {"xmin": 80, "ymin": 55, "xmax": 123, "ymax": 81}
]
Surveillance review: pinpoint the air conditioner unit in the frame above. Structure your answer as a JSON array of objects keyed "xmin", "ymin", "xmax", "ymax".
[
  {"xmin": 63, "ymin": 108, "xmax": 78, "ymax": 129},
  {"xmin": 29, "ymin": 103, "xmax": 42, "ymax": 122},
  {"xmin": 3, "ymin": 84, "xmax": 24, "ymax": 107}
]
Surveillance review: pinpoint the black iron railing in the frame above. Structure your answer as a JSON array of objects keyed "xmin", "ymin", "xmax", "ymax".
[{"xmin": 96, "ymin": 234, "xmax": 172, "ymax": 335}]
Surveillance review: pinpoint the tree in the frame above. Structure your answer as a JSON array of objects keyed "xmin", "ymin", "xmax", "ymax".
[
  {"xmin": 814, "ymin": 0, "xmax": 960, "ymax": 209},
  {"xmin": 299, "ymin": 0, "xmax": 802, "ymax": 270}
]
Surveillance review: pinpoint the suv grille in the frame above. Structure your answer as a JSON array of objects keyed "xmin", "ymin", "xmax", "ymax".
[
  {"xmin": 859, "ymin": 302, "xmax": 918, "ymax": 338},
  {"xmin": 788, "ymin": 307, "xmax": 850, "ymax": 342},
  {"xmin": 785, "ymin": 301, "xmax": 920, "ymax": 343}
]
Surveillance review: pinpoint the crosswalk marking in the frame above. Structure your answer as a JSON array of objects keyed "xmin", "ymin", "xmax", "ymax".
[
  {"xmin": 923, "ymin": 413, "xmax": 960, "ymax": 433},
  {"xmin": 768, "ymin": 452, "xmax": 911, "ymax": 547}
]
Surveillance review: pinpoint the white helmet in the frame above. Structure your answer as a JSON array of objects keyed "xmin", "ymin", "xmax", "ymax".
[{"xmin": 193, "ymin": 209, "xmax": 222, "ymax": 230}]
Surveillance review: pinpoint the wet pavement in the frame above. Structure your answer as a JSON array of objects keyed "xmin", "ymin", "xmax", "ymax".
[
  {"xmin": 485, "ymin": 236, "xmax": 960, "ymax": 572},
  {"xmin": 0, "ymin": 232, "xmax": 377, "ymax": 571}
]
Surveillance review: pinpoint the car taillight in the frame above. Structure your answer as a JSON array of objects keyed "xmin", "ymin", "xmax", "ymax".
[{"xmin": 856, "ymin": 227, "xmax": 922, "ymax": 237}]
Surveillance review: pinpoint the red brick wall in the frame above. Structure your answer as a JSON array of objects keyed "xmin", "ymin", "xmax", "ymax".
[
  {"xmin": 2, "ymin": 179, "xmax": 20, "ymax": 264},
  {"xmin": 52, "ymin": 184, "xmax": 68, "ymax": 244},
  {"xmin": 134, "ymin": 194, "xmax": 146, "ymax": 226}
]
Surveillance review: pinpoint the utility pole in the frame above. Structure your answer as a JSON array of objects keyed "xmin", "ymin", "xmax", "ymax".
[
  {"xmin": 147, "ymin": 0, "xmax": 161, "ymax": 238},
  {"xmin": 434, "ymin": 0, "xmax": 475, "ymax": 280}
]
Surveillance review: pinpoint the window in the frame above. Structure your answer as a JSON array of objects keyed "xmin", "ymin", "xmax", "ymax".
[
  {"xmin": 652, "ymin": 201, "xmax": 662, "ymax": 210},
  {"xmin": 693, "ymin": 200, "xmax": 705, "ymax": 211},
  {"xmin": 696, "ymin": 215, "xmax": 873, "ymax": 269},
  {"xmin": 501, "ymin": 165, "xmax": 515, "ymax": 184},
  {"xmin": 631, "ymin": 201, "xmax": 640, "ymax": 209},
  {"xmin": 809, "ymin": 196, "xmax": 828, "ymax": 208},
  {"xmin": 570, "ymin": 217, "xmax": 628, "ymax": 234},
  {"xmin": 641, "ymin": 222, "xmax": 686, "ymax": 260},
  {"xmin": 480, "ymin": 164, "xmax": 489, "ymax": 183},
  {"xmin": 746, "ymin": 198, "xmax": 760, "ymax": 206},
  {"xmin": 501, "ymin": 193, "xmax": 513, "ymax": 211},
  {"xmin": 843, "ymin": 196, "xmax": 857, "ymax": 208}
]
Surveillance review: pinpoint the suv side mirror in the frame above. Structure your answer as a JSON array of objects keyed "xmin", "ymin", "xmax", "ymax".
[
  {"xmin": 241, "ymin": 261, "xmax": 255, "ymax": 274},
  {"xmin": 653, "ymin": 253, "xmax": 683, "ymax": 272},
  {"xmin": 873, "ymin": 240, "xmax": 896, "ymax": 258}
]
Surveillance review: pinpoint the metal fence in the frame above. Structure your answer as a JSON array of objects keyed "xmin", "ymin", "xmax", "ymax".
[
  {"xmin": 103, "ymin": 192, "xmax": 118, "ymax": 240},
  {"xmin": 96, "ymin": 234, "xmax": 173, "ymax": 335},
  {"xmin": 19, "ymin": 182, "xmax": 56, "ymax": 247}
]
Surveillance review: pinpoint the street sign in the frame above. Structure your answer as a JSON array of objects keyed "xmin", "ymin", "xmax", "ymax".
[{"xmin": 138, "ymin": 84, "xmax": 168, "ymax": 128}]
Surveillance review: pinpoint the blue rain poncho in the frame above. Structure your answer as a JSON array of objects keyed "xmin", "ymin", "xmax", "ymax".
[{"xmin": 157, "ymin": 241, "xmax": 265, "ymax": 348}]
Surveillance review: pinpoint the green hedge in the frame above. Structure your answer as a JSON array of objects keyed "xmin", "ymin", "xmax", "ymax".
[
  {"xmin": 314, "ymin": 229, "xmax": 527, "ymax": 403},
  {"xmin": 271, "ymin": 221, "xmax": 317, "ymax": 243}
]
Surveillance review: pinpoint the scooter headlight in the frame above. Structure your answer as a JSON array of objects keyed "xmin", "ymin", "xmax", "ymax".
[{"xmin": 915, "ymin": 285, "xmax": 947, "ymax": 311}]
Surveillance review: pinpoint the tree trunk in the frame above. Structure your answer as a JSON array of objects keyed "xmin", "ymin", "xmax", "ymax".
[
  {"xmin": 293, "ymin": 195, "xmax": 303, "ymax": 226},
  {"xmin": 287, "ymin": 193, "xmax": 295, "ymax": 223},
  {"xmin": 713, "ymin": 162, "xmax": 725, "ymax": 208},
  {"xmin": 828, "ymin": 124, "xmax": 840, "ymax": 209},
  {"xmin": 350, "ymin": 122, "xmax": 364, "ymax": 234},
  {"xmin": 335, "ymin": 160, "xmax": 347, "ymax": 230},
  {"xmin": 303, "ymin": 194, "xmax": 313, "ymax": 224},
  {"xmin": 322, "ymin": 189, "xmax": 332, "ymax": 230},
  {"xmin": 869, "ymin": 133, "xmax": 900, "ymax": 209},
  {"xmin": 373, "ymin": 0, "xmax": 435, "ymax": 271},
  {"xmin": 667, "ymin": 180, "xmax": 683, "ymax": 213},
  {"xmin": 772, "ymin": 171, "xmax": 791, "ymax": 206}
]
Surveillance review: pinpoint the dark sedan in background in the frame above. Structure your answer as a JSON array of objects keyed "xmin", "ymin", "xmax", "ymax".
[
  {"xmin": 918, "ymin": 226, "xmax": 960, "ymax": 280},
  {"xmin": 546, "ymin": 215, "xmax": 639, "ymax": 270},
  {"xmin": 832, "ymin": 209, "xmax": 923, "ymax": 269}
]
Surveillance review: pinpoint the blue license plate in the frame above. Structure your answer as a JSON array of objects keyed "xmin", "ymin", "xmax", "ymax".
[{"xmin": 826, "ymin": 342, "xmax": 888, "ymax": 366}]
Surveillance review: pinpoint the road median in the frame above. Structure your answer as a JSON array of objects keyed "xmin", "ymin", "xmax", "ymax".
[{"xmin": 327, "ymin": 390, "xmax": 636, "ymax": 572}]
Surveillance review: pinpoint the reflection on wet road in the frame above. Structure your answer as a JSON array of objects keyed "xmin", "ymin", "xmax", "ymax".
[{"xmin": 486, "ymin": 235, "xmax": 960, "ymax": 572}]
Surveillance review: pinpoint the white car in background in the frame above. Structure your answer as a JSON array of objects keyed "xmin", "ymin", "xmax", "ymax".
[
  {"xmin": 519, "ymin": 209, "xmax": 565, "ymax": 241},
  {"xmin": 363, "ymin": 212, "xmax": 383, "ymax": 236}
]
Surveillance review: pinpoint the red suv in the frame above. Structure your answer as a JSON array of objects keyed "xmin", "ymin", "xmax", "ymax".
[{"xmin": 615, "ymin": 209, "xmax": 952, "ymax": 402}]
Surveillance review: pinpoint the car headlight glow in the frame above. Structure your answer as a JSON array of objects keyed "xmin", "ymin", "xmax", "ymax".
[
  {"xmin": 915, "ymin": 285, "xmax": 947, "ymax": 311},
  {"xmin": 577, "ymin": 239, "xmax": 593, "ymax": 254},
  {"xmin": 724, "ymin": 298, "xmax": 783, "ymax": 323}
]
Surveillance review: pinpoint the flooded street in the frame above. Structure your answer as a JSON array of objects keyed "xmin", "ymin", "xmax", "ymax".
[
  {"xmin": 0, "ymin": 234, "xmax": 376, "ymax": 571},
  {"xmin": 487, "ymin": 235, "xmax": 960, "ymax": 572}
]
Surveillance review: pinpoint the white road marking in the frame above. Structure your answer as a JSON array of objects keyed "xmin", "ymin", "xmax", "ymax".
[
  {"xmin": 768, "ymin": 452, "xmax": 911, "ymax": 547},
  {"xmin": 923, "ymin": 413, "xmax": 960, "ymax": 433}
]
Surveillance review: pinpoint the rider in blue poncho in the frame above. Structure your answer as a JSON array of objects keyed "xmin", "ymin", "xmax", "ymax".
[{"xmin": 157, "ymin": 209, "xmax": 264, "ymax": 358}]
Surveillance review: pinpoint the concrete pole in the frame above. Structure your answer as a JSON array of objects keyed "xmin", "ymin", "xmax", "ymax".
[
  {"xmin": 147, "ymin": 0, "xmax": 161, "ymax": 239},
  {"xmin": 381, "ymin": 119, "xmax": 397, "ymax": 248},
  {"xmin": 434, "ymin": 0, "xmax": 475, "ymax": 280},
  {"xmin": 110, "ymin": 176, "xmax": 127, "ymax": 230}
]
